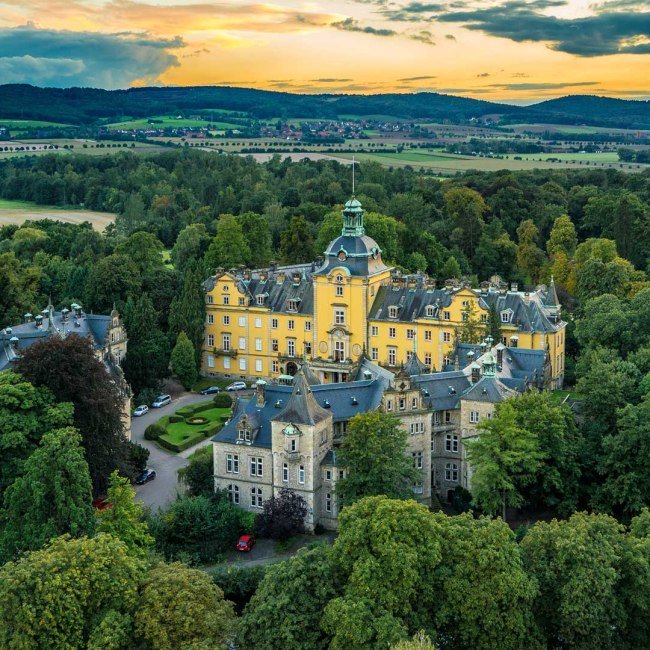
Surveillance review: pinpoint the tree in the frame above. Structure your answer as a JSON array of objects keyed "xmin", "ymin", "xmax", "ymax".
[
  {"xmin": 171, "ymin": 223, "xmax": 210, "ymax": 273},
  {"xmin": 83, "ymin": 253, "xmax": 141, "ymax": 313},
  {"xmin": 322, "ymin": 497, "xmax": 442, "ymax": 649},
  {"xmin": 441, "ymin": 255, "xmax": 462, "ymax": 279},
  {"xmin": 391, "ymin": 631, "xmax": 436, "ymax": 650},
  {"xmin": 487, "ymin": 305, "xmax": 502, "ymax": 345},
  {"xmin": 122, "ymin": 293, "xmax": 170, "ymax": 398},
  {"xmin": 168, "ymin": 262, "xmax": 206, "ymax": 368},
  {"xmin": 0, "ymin": 370, "xmax": 73, "ymax": 499},
  {"xmin": 465, "ymin": 400, "xmax": 543, "ymax": 520},
  {"xmin": 133, "ymin": 562, "xmax": 235, "ymax": 650},
  {"xmin": 521, "ymin": 512, "xmax": 634, "ymax": 649},
  {"xmin": 254, "ymin": 487, "xmax": 307, "ymax": 541},
  {"xmin": 97, "ymin": 470, "xmax": 153, "ymax": 558},
  {"xmin": 336, "ymin": 412, "xmax": 420, "ymax": 507},
  {"xmin": 204, "ymin": 214, "xmax": 250, "ymax": 271},
  {"xmin": 115, "ymin": 231, "xmax": 164, "ymax": 274},
  {"xmin": 0, "ymin": 427, "xmax": 95, "ymax": 561},
  {"xmin": 546, "ymin": 214, "xmax": 577, "ymax": 257},
  {"xmin": 575, "ymin": 293, "xmax": 630, "ymax": 354},
  {"xmin": 516, "ymin": 220, "xmax": 546, "ymax": 283},
  {"xmin": 444, "ymin": 187, "xmax": 486, "ymax": 260},
  {"xmin": 457, "ymin": 300, "xmax": 485, "ymax": 344},
  {"xmin": 280, "ymin": 215, "xmax": 315, "ymax": 263},
  {"xmin": 119, "ymin": 192, "xmax": 147, "ymax": 234},
  {"xmin": 0, "ymin": 534, "xmax": 142, "ymax": 649},
  {"xmin": 178, "ymin": 445, "xmax": 214, "ymax": 497},
  {"xmin": 170, "ymin": 331, "xmax": 197, "ymax": 390},
  {"xmin": 239, "ymin": 211, "xmax": 273, "ymax": 268},
  {"xmin": 15, "ymin": 335, "xmax": 131, "ymax": 495},
  {"xmin": 0, "ymin": 251, "xmax": 39, "ymax": 327},
  {"xmin": 432, "ymin": 513, "xmax": 539, "ymax": 650},
  {"xmin": 238, "ymin": 545, "xmax": 337, "ymax": 650}
]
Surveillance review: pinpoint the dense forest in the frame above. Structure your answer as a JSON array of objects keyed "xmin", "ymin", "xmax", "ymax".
[{"xmin": 1, "ymin": 84, "xmax": 649, "ymax": 128}]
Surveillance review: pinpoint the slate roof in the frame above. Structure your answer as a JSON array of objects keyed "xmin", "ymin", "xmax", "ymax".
[
  {"xmin": 413, "ymin": 371, "xmax": 472, "ymax": 411},
  {"xmin": 460, "ymin": 375, "xmax": 516, "ymax": 403},
  {"xmin": 368, "ymin": 282, "xmax": 451, "ymax": 322},
  {"xmin": 351, "ymin": 355, "xmax": 395, "ymax": 388},
  {"xmin": 0, "ymin": 308, "xmax": 113, "ymax": 372},
  {"xmin": 315, "ymin": 234, "xmax": 390, "ymax": 277},
  {"xmin": 213, "ymin": 376, "xmax": 385, "ymax": 449},
  {"xmin": 479, "ymin": 289, "xmax": 560, "ymax": 333},
  {"xmin": 271, "ymin": 369, "xmax": 330, "ymax": 426}
]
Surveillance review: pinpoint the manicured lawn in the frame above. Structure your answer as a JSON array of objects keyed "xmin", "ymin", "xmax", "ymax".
[
  {"xmin": 192, "ymin": 377, "xmax": 234, "ymax": 392},
  {"xmin": 156, "ymin": 401, "xmax": 230, "ymax": 452}
]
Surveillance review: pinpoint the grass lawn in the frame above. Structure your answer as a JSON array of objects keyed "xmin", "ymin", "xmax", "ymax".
[
  {"xmin": 156, "ymin": 401, "xmax": 230, "ymax": 452},
  {"xmin": 192, "ymin": 377, "xmax": 235, "ymax": 392},
  {"xmin": 0, "ymin": 118, "xmax": 74, "ymax": 129},
  {"xmin": 105, "ymin": 115, "xmax": 241, "ymax": 130}
]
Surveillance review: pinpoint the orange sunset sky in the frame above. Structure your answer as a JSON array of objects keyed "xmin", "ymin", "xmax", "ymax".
[{"xmin": 0, "ymin": 0, "xmax": 648, "ymax": 103}]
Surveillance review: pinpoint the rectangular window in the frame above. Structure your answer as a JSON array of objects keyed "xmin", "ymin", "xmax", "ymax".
[
  {"xmin": 255, "ymin": 317, "xmax": 262, "ymax": 328},
  {"xmin": 480, "ymin": 313, "xmax": 488, "ymax": 323},
  {"xmin": 206, "ymin": 294, "xmax": 214, "ymax": 304},
  {"xmin": 207, "ymin": 314, "xmax": 214, "ymax": 324},
  {"xmin": 207, "ymin": 354, "xmax": 214, "ymax": 368},
  {"xmin": 399, "ymin": 397, "xmax": 406, "ymax": 411},
  {"xmin": 239, "ymin": 358, "xmax": 246, "ymax": 371},
  {"xmin": 298, "ymin": 465, "xmax": 305, "ymax": 484},
  {"xmin": 272, "ymin": 318, "xmax": 278, "ymax": 329},
  {"xmin": 272, "ymin": 360, "xmax": 279, "ymax": 373},
  {"xmin": 443, "ymin": 311, "xmax": 450, "ymax": 321},
  {"xmin": 207, "ymin": 334, "xmax": 214, "ymax": 347},
  {"xmin": 224, "ymin": 357, "xmax": 231, "ymax": 370},
  {"xmin": 334, "ymin": 341, "xmax": 345, "ymax": 362},
  {"xmin": 239, "ymin": 297, "xmax": 245, "ymax": 306},
  {"xmin": 410, "ymin": 422, "xmax": 424, "ymax": 434},
  {"xmin": 406, "ymin": 328, "xmax": 415, "ymax": 340},
  {"xmin": 255, "ymin": 359, "xmax": 263, "ymax": 372},
  {"xmin": 282, "ymin": 463, "xmax": 289, "ymax": 482},
  {"xmin": 336, "ymin": 285, "xmax": 344, "ymax": 297},
  {"xmin": 325, "ymin": 492, "xmax": 332, "ymax": 512},
  {"xmin": 470, "ymin": 411, "xmax": 480, "ymax": 424},
  {"xmin": 445, "ymin": 435, "xmax": 459, "ymax": 452},
  {"xmin": 411, "ymin": 397, "xmax": 418, "ymax": 410},
  {"xmin": 288, "ymin": 340, "xmax": 296, "ymax": 356},
  {"xmin": 290, "ymin": 438, "xmax": 297, "ymax": 452},
  {"xmin": 272, "ymin": 339, "xmax": 279, "ymax": 352},
  {"xmin": 223, "ymin": 315, "xmax": 230, "ymax": 325},
  {"xmin": 222, "ymin": 334, "xmax": 230, "ymax": 351},
  {"xmin": 250, "ymin": 457, "xmax": 263, "ymax": 477},
  {"xmin": 288, "ymin": 319, "xmax": 295, "ymax": 330},
  {"xmin": 288, "ymin": 299, "xmax": 298, "ymax": 311},
  {"xmin": 238, "ymin": 337, "xmax": 246, "ymax": 350},
  {"xmin": 325, "ymin": 469, "xmax": 332, "ymax": 481},
  {"xmin": 251, "ymin": 487, "xmax": 263, "ymax": 508},
  {"xmin": 371, "ymin": 325, "xmax": 378, "ymax": 336},
  {"xmin": 371, "ymin": 347, "xmax": 379, "ymax": 361},
  {"xmin": 305, "ymin": 321, "xmax": 312, "ymax": 331},
  {"xmin": 389, "ymin": 327, "xmax": 396, "ymax": 339},
  {"xmin": 388, "ymin": 348, "xmax": 396, "ymax": 365},
  {"xmin": 255, "ymin": 338, "xmax": 262, "ymax": 351},
  {"xmin": 339, "ymin": 470, "xmax": 345, "ymax": 480},
  {"xmin": 223, "ymin": 295, "xmax": 229, "ymax": 305},
  {"xmin": 424, "ymin": 330, "xmax": 432, "ymax": 341},
  {"xmin": 334, "ymin": 309, "xmax": 345, "ymax": 325},
  {"xmin": 424, "ymin": 353, "xmax": 431, "ymax": 366},
  {"xmin": 443, "ymin": 331, "xmax": 451, "ymax": 342},
  {"xmin": 305, "ymin": 342, "xmax": 312, "ymax": 355},
  {"xmin": 226, "ymin": 454, "xmax": 239, "ymax": 474},
  {"xmin": 238, "ymin": 316, "xmax": 246, "ymax": 327},
  {"xmin": 412, "ymin": 482, "xmax": 423, "ymax": 494},
  {"xmin": 413, "ymin": 452, "xmax": 423, "ymax": 469},
  {"xmin": 445, "ymin": 463, "xmax": 459, "ymax": 482},
  {"xmin": 445, "ymin": 411, "xmax": 452, "ymax": 423},
  {"xmin": 386, "ymin": 400, "xmax": 393, "ymax": 412},
  {"xmin": 228, "ymin": 484, "xmax": 239, "ymax": 504}
]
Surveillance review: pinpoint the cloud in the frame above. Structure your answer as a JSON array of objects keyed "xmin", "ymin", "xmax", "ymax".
[
  {"xmin": 434, "ymin": 1, "xmax": 650, "ymax": 56},
  {"xmin": 383, "ymin": 2, "xmax": 445, "ymax": 22},
  {"xmin": 310, "ymin": 78, "xmax": 353, "ymax": 82},
  {"xmin": 410, "ymin": 29, "xmax": 435, "ymax": 44},
  {"xmin": 487, "ymin": 81, "xmax": 600, "ymax": 90},
  {"xmin": 398, "ymin": 75, "xmax": 437, "ymax": 81},
  {"xmin": 0, "ymin": 25, "xmax": 181, "ymax": 88},
  {"xmin": 445, "ymin": 34, "xmax": 456, "ymax": 40},
  {"xmin": 477, "ymin": 72, "xmax": 490, "ymax": 77},
  {"xmin": 331, "ymin": 18, "xmax": 397, "ymax": 37}
]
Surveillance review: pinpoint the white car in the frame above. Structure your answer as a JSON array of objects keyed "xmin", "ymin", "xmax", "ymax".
[
  {"xmin": 152, "ymin": 394, "xmax": 172, "ymax": 408},
  {"xmin": 225, "ymin": 381, "xmax": 247, "ymax": 391},
  {"xmin": 132, "ymin": 404, "xmax": 149, "ymax": 417}
]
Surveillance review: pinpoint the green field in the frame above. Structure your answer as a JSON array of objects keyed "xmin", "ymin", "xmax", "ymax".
[
  {"xmin": 0, "ymin": 198, "xmax": 115, "ymax": 230},
  {"xmin": 105, "ymin": 115, "xmax": 241, "ymax": 130},
  {"xmin": 0, "ymin": 118, "xmax": 73, "ymax": 129},
  {"xmin": 508, "ymin": 123, "xmax": 648, "ymax": 136}
]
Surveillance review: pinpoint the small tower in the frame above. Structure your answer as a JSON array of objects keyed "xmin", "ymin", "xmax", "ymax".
[{"xmin": 341, "ymin": 197, "xmax": 365, "ymax": 237}]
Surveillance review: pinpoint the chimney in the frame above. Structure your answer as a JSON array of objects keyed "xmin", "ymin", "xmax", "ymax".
[
  {"xmin": 510, "ymin": 282, "xmax": 518, "ymax": 293},
  {"xmin": 24, "ymin": 312, "xmax": 32, "ymax": 324},
  {"xmin": 35, "ymin": 314, "xmax": 43, "ymax": 329},
  {"xmin": 292, "ymin": 272, "xmax": 301, "ymax": 285},
  {"xmin": 61, "ymin": 307, "xmax": 69, "ymax": 322},
  {"xmin": 269, "ymin": 260, "xmax": 278, "ymax": 271},
  {"xmin": 496, "ymin": 343, "xmax": 505, "ymax": 367},
  {"xmin": 9, "ymin": 336, "xmax": 18, "ymax": 351},
  {"xmin": 524, "ymin": 292, "xmax": 530, "ymax": 304},
  {"xmin": 276, "ymin": 271, "xmax": 286, "ymax": 285},
  {"xmin": 499, "ymin": 283, "xmax": 508, "ymax": 295},
  {"xmin": 255, "ymin": 381, "xmax": 266, "ymax": 407},
  {"xmin": 243, "ymin": 269, "xmax": 252, "ymax": 281},
  {"xmin": 259, "ymin": 271, "xmax": 268, "ymax": 282},
  {"xmin": 470, "ymin": 363, "xmax": 480, "ymax": 383}
]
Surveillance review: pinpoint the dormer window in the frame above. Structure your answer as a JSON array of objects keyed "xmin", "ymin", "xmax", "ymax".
[
  {"xmin": 501, "ymin": 309, "xmax": 513, "ymax": 323},
  {"xmin": 335, "ymin": 274, "xmax": 343, "ymax": 284},
  {"xmin": 287, "ymin": 299, "xmax": 298, "ymax": 312},
  {"xmin": 388, "ymin": 306, "xmax": 398, "ymax": 319},
  {"xmin": 256, "ymin": 295, "xmax": 265, "ymax": 306},
  {"xmin": 238, "ymin": 429, "xmax": 251, "ymax": 442},
  {"xmin": 425, "ymin": 305, "xmax": 435, "ymax": 317}
]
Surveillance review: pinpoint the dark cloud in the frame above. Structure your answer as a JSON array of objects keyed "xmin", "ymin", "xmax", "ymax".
[
  {"xmin": 383, "ymin": 3, "xmax": 446, "ymax": 22},
  {"xmin": 488, "ymin": 81, "xmax": 600, "ymax": 90},
  {"xmin": 331, "ymin": 18, "xmax": 397, "ymax": 37},
  {"xmin": 435, "ymin": 1, "xmax": 650, "ymax": 56},
  {"xmin": 410, "ymin": 29, "xmax": 435, "ymax": 44},
  {"xmin": 310, "ymin": 78, "xmax": 354, "ymax": 82},
  {"xmin": 477, "ymin": 72, "xmax": 490, "ymax": 77},
  {"xmin": 445, "ymin": 34, "xmax": 456, "ymax": 40},
  {"xmin": 433, "ymin": 87, "xmax": 493, "ymax": 94},
  {"xmin": 0, "ymin": 25, "xmax": 181, "ymax": 88},
  {"xmin": 398, "ymin": 75, "xmax": 437, "ymax": 81}
]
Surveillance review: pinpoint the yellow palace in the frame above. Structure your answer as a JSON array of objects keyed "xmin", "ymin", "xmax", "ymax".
[{"xmin": 202, "ymin": 197, "xmax": 566, "ymax": 387}]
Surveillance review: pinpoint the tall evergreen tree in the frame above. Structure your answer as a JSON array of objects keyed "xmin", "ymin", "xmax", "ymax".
[
  {"xmin": 279, "ymin": 215, "xmax": 315, "ymax": 263},
  {"xmin": 170, "ymin": 332, "xmax": 197, "ymax": 390}
]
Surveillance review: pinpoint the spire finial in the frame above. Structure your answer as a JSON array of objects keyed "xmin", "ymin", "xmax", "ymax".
[{"xmin": 351, "ymin": 155, "xmax": 356, "ymax": 196}]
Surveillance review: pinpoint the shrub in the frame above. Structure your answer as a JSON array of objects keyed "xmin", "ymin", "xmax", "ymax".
[
  {"xmin": 209, "ymin": 565, "xmax": 267, "ymax": 614},
  {"xmin": 254, "ymin": 488, "xmax": 307, "ymax": 541},
  {"xmin": 193, "ymin": 402, "xmax": 217, "ymax": 415},
  {"xmin": 144, "ymin": 424, "xmax": 166, "ymax": 441},
  {"xmin": 220, "ymin": 415, "xmax": 230, "ymax": 423},
  {"xmin": 168, "ymin": 415, "xmax": 184, "ymax": 423},
  {"xmin": 128, "ymin": 441, "xmax": 150, "ymax": 472},
  {"xmin": 213, "ymin": 393, "xmax": 232, "ymax": 408},
  {"xmin": 175, "ymin": 406, "xmax": 194, "ymax": 417}
]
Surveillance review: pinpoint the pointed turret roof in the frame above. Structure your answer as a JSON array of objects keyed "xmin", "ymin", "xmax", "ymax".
[
  {"xmin": 543, "ymin": 276, "xmax": 559, "ymax": 308},
  {"xmin": 404, "ymin": 351, "xmax": 427, "ymax": 376},
  {"xmin": 271, "ymin": 367, "xmax": 330, "ymax": 425},
  {"xmin": 301, "ymin": 360, "xmax": 321, "ymax": 386}
]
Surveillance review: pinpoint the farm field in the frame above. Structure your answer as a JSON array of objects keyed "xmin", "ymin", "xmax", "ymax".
[
  {"xmin": 0, "ymin": 118, "xmax": 73, "ymax": 129},
  {"xmin": 0, "ymin": 199, "xmax": 115, "ymax": 230},
  {"xmin": 507, "ymin": 123, "xmax": 649, "ymax": 136},
  {"xmin": 0, "ymin": 139, "xmax": 162, "ymax": 159},
  {"xmin": 104, "ymin": 115, "xmax": 241, "ymax": 130}
]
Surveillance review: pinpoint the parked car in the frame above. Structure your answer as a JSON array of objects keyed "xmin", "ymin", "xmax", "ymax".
[
  {"xmin": 151, "ymin": 394, "xmax": 171, "ymax": 408},
  {"xmin": 132, "ymin": 404, "xmax": 149, "ymax": 417},
  {"xmin": 225, "ymin": 381, "xmax": 247, "ymax": 392},
  {"xmin": 92, "ymin": 498, "xmax": 110, "ymax": 511},
  {"xmin": 200, "ymin": 385, "xmax": 221, "ymax": 395},
  {"xmin": 236, "ymin": 535, "xmax": 255, "ymax": 552},
  {"xmin": 135, "ymin": 469, "xmax": 157, "ymax": 485}
]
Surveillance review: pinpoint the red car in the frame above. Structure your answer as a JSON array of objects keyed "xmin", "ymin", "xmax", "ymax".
[
  {"xmin": 236, "ymin": 535, "xmax": 255, "ymax": 552},
  {"xmin": 92, "ymin": 498, "xmax": 110, "ymax": 511}
]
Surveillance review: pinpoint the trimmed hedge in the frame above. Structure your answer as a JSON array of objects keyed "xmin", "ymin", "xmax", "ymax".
[
  {"xmin": 158, "ymin": 428, "xmax": 214, "ymax": 453},
  {"xmin": 175, "ymin": 406, "xmax": 194, "ymax": 417},
  {"xmin": 213, "ymin": 393, "xmax": 233, "ymax": 408},
  {"xmin": 168, "ymin": 415, "xmax": 184, "ymax": 424},
  {"xmin": 193, "ymin": 402, "xmax": 217, "ymax": 415},
  {"xmin": 144, "ymin": 423, "xmax": 166, "ymax": 440}
]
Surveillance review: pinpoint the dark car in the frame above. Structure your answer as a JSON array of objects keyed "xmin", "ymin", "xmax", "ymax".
[
  {"xmin": 200, "ymin": 386, "xmax": 221, "ymax": 395},
  {"xmin": 135, "ymin": 469, "xmax": 156, "ymax": 485},
  {"xmin": 236, "ymin": 535, "xmax": 255, "ymax": 552}
]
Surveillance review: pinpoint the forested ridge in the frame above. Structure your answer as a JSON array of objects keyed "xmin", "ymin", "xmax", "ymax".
[{"xmin": 1, "ymin": 84, "xmax": 649, "ymax": 128}]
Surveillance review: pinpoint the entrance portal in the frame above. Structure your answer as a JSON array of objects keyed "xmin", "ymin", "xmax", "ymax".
[{"xmin": 286, "ymin": 362, "xmax": 298, "ymax": 376}]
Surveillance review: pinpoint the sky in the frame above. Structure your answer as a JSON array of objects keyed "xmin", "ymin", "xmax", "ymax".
[{"xmin": 0, "ymin": 0, "xmax": 648, "ymax": 103}]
